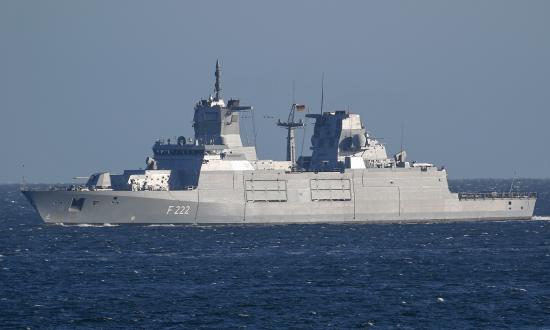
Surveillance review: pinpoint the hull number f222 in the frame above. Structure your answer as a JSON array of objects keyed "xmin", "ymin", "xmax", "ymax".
[{"xmin": 166, "ymin": 205, "xmax": 191, "ymax": 215}]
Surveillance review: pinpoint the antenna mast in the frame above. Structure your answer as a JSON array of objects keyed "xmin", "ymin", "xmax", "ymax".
[
  {"xmin": 214, "ymin": 60, "xmax": 221, "ymax": 100},
  {"xmin": 21, "ymin": 164, "xmax": 27, "ymax": 191},
  {"xmin": 278, "ymin": 103, "xmax": 305, "ymax": 171},
  {"xmin": 400, "ymin": 122, "xmax": 404, "ymax": 153},
  {"xmin": 320, "ymin": 73, "xmax": 324, "ymax": 114}
]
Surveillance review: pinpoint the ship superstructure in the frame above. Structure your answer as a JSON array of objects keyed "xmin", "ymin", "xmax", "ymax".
[{"xmin": 23, "ymin": 63, "xmax": 537, "ymax": 224}]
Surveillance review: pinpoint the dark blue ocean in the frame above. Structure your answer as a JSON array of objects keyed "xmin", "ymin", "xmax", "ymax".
[{"xmin": 1, "ymin": 179, "xmax": 549, "ymax": 329}]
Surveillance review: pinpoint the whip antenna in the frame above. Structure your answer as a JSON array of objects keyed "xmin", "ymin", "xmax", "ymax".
[
  {"xmin": 292, "ymin": 80, "xmax": 296, "ymax": 105},
  {"xmin": 320, "ymin": 73, "xmax": 324, "ymax": 114},
  {"xmin": 21, "ymin": 164, "xmax": 27, "ymax": 191},
  {"xmin": 400, "ymin": 122, "xmax": 404, "ymax": 153}
]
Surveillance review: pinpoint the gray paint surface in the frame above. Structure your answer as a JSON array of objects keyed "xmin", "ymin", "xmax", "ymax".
[
  {"xmin": 22, "ymin": 168, "xmax": 536, "ymax": 224},
  {"xmin": 21, "ymin": 64, "xmax": 537, "ymax": 224}
]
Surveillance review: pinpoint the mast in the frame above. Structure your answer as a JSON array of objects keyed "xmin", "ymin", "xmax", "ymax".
[
  {"xmin": 320, "ymin": 73, "xmax": 324, "ymax": 114},
  {"xmin": 278, "ymin": 104, "xmax": 305, "ymax": 169},
  {"xmin": 214, "ymin": 60, "xmax": 221, "ymax": 100}
]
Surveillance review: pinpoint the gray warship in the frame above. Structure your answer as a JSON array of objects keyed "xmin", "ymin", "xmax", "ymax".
[{"xmin": 23, "ymin": 62, "xmax": 537, "ymax": 224}]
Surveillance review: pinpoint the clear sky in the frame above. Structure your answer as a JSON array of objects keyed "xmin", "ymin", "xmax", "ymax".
[{"xmin": 1, "ymin": 0, "xmax": 549, "ymax": 183}]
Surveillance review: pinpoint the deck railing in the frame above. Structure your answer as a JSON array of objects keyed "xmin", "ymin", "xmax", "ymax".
[{"xmin": 458, "ymin": 192, "xmax": 537, "ymax": 200}]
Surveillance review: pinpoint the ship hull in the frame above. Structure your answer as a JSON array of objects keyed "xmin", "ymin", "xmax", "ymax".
[{"xmin": 22, "ymin": 169, "xmax": 536, "ymax": 224}]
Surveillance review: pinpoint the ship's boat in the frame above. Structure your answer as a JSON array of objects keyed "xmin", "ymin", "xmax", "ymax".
[{"xmin": 22, "ymin": 62, "xmax": 537, "ymax": 224}]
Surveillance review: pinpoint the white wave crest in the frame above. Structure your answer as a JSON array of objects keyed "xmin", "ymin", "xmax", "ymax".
[
  {"xmin": 532, "ymin": 216, "xmax": 550, "ymax": 221},
  {"xmin": 55, "ymin": 223, "xmax": 119, "ymax": 227}
]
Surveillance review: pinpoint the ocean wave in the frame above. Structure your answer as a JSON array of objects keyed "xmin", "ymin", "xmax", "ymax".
[
  {"xmin": 55, "ymin": 223, "xmax": 119, "ymax": 227},
  {"xmin": 532, "ymin": 216, "xmax": 550, "ymax": 221}
]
